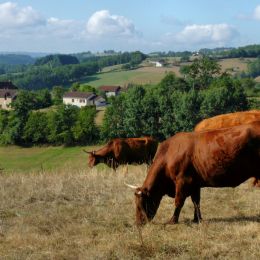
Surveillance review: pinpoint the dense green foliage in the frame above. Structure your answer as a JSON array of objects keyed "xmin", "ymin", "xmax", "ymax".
[
  {"xmin": 180, "ymin": 57, "xmax": 221, "ymax": 89},
  {"xmin": 0, "ymin": 56, "xmax": 254, "ymax": 146},
  {"xmin": 199, "ymin": 45, "xmax": 260, "ymax": 58},
  {"xmin": 247, "ymin": 57, "xmax": 260, "ymax": 78},
  {"xmin": 0, "ymin": 62, "xmax": 99, "ymax": 90},
  {"xmin": 150, "ymin": 45, "xmax": 260, "ymax": 60},
  {"xmin": 35, "ymin": 54, "xmax": 79, "ymax": 67},
  {"xmin": 101, "ymin": 58, "xmax": 249, "ymax": 141},
  {"xmin": 0, "ymin": 51, "xmax": 146, "ymax": 90},
  {"xmin": 0, "ymin": 102, "xmax": 98, "ymax": 146},
  {"xmin": 78, "ymin": 51, "xmax": 147, "ymax": 68}
]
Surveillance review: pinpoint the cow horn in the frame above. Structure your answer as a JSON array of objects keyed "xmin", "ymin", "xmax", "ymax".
[
  {"xmin": 83, "ymin": 149, "xmax": 93, "ymax": 154},
  {"xmin": 124, "ymin": 182, "xmax": 138, "ymax": 189}
]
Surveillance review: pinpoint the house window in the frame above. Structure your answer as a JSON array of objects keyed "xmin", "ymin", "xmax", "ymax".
[{"xmin": 72, "ymin": 99, "xmax": 74, "ymax": 102}]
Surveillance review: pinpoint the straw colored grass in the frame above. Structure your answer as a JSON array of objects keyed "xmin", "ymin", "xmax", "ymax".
[{"xmin": 0, "ymin": 165, "xmax": 259, "ymax": 259}]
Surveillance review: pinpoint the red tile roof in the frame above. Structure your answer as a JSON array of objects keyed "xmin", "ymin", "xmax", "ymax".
[
  {"xmin": 99, "ymin": 85, "xmax": 121, "ymax": 92},
  {"xmin": 0, "ymin": 81, "xmax": 18, "ymax": 89}
]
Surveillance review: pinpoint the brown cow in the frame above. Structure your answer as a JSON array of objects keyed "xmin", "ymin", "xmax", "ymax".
[
  {"xmin": 194, "ymin": 110, "xmax": 260, "ymax": 187},
  {"xmin": 85, "ymin": 137, "xmax": 158, "ymax": 170},
  {"xmin": 133, "ymin": 122, "xmax": 260, "ymax": 225},
  {"xmin": 194, "ymin": 110, "xmax": 260, "ymax": 132}
]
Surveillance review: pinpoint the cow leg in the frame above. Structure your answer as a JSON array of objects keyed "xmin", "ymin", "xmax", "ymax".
[
  {"xmin": 166, "ymin": 182, "xmax": 187, "ymax": 224},
  {"xmin": 191, "ymin": 188, "xmax": 202, "ymax": 223}
]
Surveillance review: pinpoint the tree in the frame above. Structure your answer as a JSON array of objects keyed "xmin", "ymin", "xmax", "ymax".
[
  {"xmin": 200, "ymin": 76, "xmax": 248, "ymax": 118},
  {"xmin": 47, "ymin": 105, "xmax": 79, "ymax": 145},
  {"xmin": 35, "ymin": 89, "xmax": 52, "ymax": 109},
  {"xmin": 23, "ymin": 112, "xmax": 49, "ymax": 144},
  {"xmin": 52, "ymin": 86, "xmax": 66, "ymax": 105},
  {"xmin": 180, "ymin": 56, "xmax": 221, "ymax": 89},
  {"xmin": 101, "ymin": 94, "xmax": 126, "ymax": 140},
  {"xmin": 123, "ymin": 86, "xmax": 146, "ymax": 137},
  {"xmin": 73, "ymin": 106, "xmax": 99, "ymax": 144},
  {"xmin": 172, "ymin": 90, "xmax": 202, "ymax": 132},
  {"xmin": 140, "ymin": 89, "xmax": 160, "ymax": 137}
]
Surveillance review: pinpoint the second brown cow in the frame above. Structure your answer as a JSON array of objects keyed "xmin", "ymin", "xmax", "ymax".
[{"xmin": 85, "ymin": 137, "xmax": 158, "ymax": 170}]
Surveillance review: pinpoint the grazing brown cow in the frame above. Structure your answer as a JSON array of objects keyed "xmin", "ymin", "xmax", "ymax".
[
  {"xmin": 194, "ymin": 110, "xmax": 260, "ymax": 187},
  {"xmin": 85, "ymin": 137, "xmax": 158, "ymax": 170},
  {"xmin": 132, "ymin": 122, "xmax": 260, "ymax": 225}
]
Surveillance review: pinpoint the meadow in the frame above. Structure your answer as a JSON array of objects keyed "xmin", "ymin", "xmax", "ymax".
[
  {"xmin": 0, "ymin": 146, "xmax": 259, "ymax": 259},
  {"xmin": 80, "ymin": 58, "xmax": 254, "ymax": 88}
]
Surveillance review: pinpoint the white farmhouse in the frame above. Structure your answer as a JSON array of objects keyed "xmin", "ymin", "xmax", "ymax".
[
  {"xmin": 99, "ymin": 85, "xmax": 121, "ymax": 97},
  {"xmin": 63, "ymin": 91, "xmax": 96, "ymax": 107},
  {"xmin": 0, "ymin": 81, "xmax": 18, "ymax": 110},
  {"xmin": 0, "ymin": 89, "xmax": 17, "ymax": 110}
]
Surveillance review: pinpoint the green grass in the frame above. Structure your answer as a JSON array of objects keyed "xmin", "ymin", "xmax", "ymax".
[
  {"xmin": 80, "ymin": 58, "xmax": 256, "ymax": 88},
  {"xmin": 0, "ymin": 145, "xmax": 100, "ymax": 173},
  {"xmin": 80, "ymin": 67, "xmax": 170, "ymax": 88}
]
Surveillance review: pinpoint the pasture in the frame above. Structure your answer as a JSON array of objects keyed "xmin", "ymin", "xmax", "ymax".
[
  {"xmin": 0, "ymin": 146, "xmax": 259, "ymax": 259},
  {"xmin": 81, "ymin": 58, "xmax": 254, "ymax": 88}
]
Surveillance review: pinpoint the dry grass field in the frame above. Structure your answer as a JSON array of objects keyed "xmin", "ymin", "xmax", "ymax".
[{"xmin": 0, "ymin": 164, "xmax": 259, "ymax": 259}]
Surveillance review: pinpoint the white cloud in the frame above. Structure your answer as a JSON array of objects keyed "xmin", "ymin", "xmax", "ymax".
[
  {"xmin": 173, "ymin": 24, "xmax": 238, "ymax": 45},
  {"xmin": 46, "ymin": 17, "xmax": 83, "ymax": 39},
  {"xmin": 253, "ymin": 5, "xmax": 260, "ymax": 20},
  {"xmin": 0, "ymin": 2, "xmax": 45, "ymax": 30},
  {"xmin": 86, "ymin": 10, "xmax": 138, "ymax": 37}
]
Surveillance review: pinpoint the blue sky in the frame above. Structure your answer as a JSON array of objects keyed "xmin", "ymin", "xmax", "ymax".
[{"xmin": 0, "ymin": 1, "xmax": 260, "ymax": 53}]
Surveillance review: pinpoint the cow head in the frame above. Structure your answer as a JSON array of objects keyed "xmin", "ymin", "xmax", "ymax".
[
  {"xmin": 84, "ymin": 150, "xmax": 99, "ymax": 168},
  {"xmin": 134, "ymin": 187, "xmax": 161, "ymax": 226}
]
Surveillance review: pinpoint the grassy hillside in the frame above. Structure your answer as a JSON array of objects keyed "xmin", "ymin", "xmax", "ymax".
[
  {"xmin": 0, "ymin": 146, "xmax": 100, "ymax": 173},
  {"xmin": 81, "ymin": 58, "xmax": 254, "ymax": 88},
  {"xmin": 0, "ymin": 164, "xmax": 259, "ymax": 259}
]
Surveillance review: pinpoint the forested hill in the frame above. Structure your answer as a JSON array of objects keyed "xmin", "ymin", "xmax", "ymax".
[
  {"xmin": 0, "ymin": 51, "xmax": 147, "ymax": 90},
  {"xmin": 35, "ymin": 54, "xmax": 79, "ymax": 67},
  {"xmin": 0, "ymin": 54, "xmax": 35, "ymax": 65}
]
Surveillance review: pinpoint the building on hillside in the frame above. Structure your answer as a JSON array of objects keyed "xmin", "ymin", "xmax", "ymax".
[
  {"xmin": 0, "ymin": 89, "xmax": 17, "ymax": 110},
  {"xmin": 63, "ymin": 91, "xmax": 106, "ymax": 108},
  {"xmin": 98, "ymin": 85, "xmax": 121, "ymax": 97},
  {"xmin": 0, "ymin": 81, "xmax": 18, "ymax": 110},
  {"xmin": 0, "ymin": 81, "xmax": 18, "ymax": 90},
  {"xmin": 94, "ymin": 95, "xmax": 107, "ymax": 107},
  {"xmin": 149, "ymin": 60, "xmax": 165, "ymax": 67}
]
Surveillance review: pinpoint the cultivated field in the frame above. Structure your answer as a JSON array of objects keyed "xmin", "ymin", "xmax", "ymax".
[
  {"xmin": 81, "ymin": 58, "xmax": 254, "ymax": 88},
  {"xmin": 0, "ymin": 147, "xmax": 259, "ymax": 259}
]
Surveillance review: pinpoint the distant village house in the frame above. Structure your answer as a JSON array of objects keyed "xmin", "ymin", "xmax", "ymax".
[
  {"xmin": 99, "ymin": 85, "xmax": 121, "ymax": 97},
  {"xmin": 150, "ymin": 60, "xmax": 165, "ymax": 67},
  {"xmin": 63, "ymin": 91, "xmax": 106, "ymax": 108},
  {"xmin": 0, "ymin": 81, "xmax": 18, "ymax": 110}
]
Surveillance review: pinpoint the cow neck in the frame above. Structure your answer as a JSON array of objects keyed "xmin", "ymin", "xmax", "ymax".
[
  {"xmin": 142, "ymin": 158, "xmax": 165, "ymax": 196},
  {"xmin": 95, "ymin": 144, "xmax": 113, "ymax": 158}
]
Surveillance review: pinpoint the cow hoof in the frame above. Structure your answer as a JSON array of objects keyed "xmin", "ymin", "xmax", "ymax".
[
  {"xmin": 164, "ymin": 219, "xmax": 178, "ymax": 225},
  {"xmin": 193, "ymin": 219, "xmax": 202, "ymax": 224}
]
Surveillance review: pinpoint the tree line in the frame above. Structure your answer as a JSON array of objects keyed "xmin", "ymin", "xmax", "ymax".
[
  {"xmin": 0, "ymin": 52, "xmax": 146, "ymax": 90},
  {"xmin": 0, "ymin": 57, "xmax": 256, "ymax": 146}
]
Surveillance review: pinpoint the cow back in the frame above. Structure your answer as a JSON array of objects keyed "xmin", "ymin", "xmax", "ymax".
[{"xmin": 194, "ymin": 110, "xmax": 260, "ymax": 132}]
